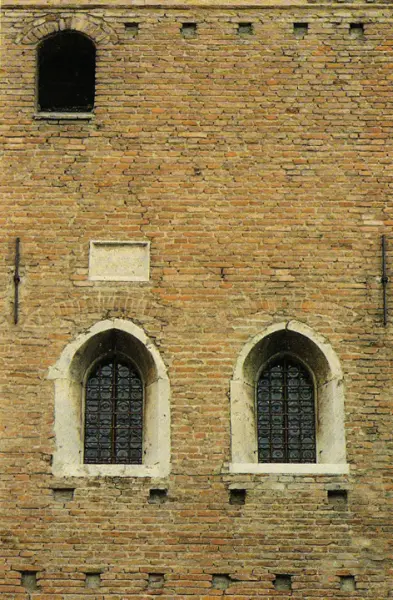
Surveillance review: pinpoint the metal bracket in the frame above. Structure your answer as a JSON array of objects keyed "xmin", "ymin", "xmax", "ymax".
[
  {"xmin": 13, "ymin": 237, "xmax": 20, "ymax": 325},
  {"xmin": 382, "ymin": 235, "xmax": 388, "ymax": 327}
]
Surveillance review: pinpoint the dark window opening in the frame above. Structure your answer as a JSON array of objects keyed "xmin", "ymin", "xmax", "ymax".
[
  {"xmin": 38, "ymin": 31, "xmax": 96, "ymax": 112},
  {"xmin": 257, "ymin": 356, "xmax": 316, "ymax": 463},
  {"xmin": 84, "ymin": 354, "xmax": 143, "ymax": 465}
]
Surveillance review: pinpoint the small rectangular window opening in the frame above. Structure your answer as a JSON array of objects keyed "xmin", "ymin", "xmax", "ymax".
[
  {"xmin": 21, "ymin": 571, "xmax": 39, "ymax": 592},
  {"xmin": 148, "ymin": 573, "xmax": 165, "ymax": 589},
  {"xmin": 149, "ymin": 488, "xmax": 168, "ymax": 504},
  {"xmin": 349, "ymin": 23, "xmax": 364, "ymax": 38},
  {"xmin": 274, "ymin": 574, "xmax": 292, "ymax": 591},
  {"xmin": 229, "ymin": 488, "xmax": 246, "ymax": 505},
  {"xmin": 293, "ymin": 23, "xmax": 309, "ymax": 38},
  {"xmin": 85, "ymin": 573, "xmax": 101, "ymax": 589},
  {"xmin": 238, "ymin": 22, "xmax": 254, "ymax": 36},
  {"xmin": 125, "ymin": 22, "xmax": 139, "ymax": 37},
  {"xmin": 181, "ymin": 23, "xmax": 197, "ymax": 38},
  {"xmin": 327, "ymin": 489, "xmax": 348, "ymax": 508},
  {"xmin": 340, "ymin": 575, "xmax": 356, "ymax": 591}
]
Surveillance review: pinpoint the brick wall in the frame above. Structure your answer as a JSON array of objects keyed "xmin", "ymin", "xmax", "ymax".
[{"xmin": 1, "ymin": 1, "xmax": 393, "ymax": 597}]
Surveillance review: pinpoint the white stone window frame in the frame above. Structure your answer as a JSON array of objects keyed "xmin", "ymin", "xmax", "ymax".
[
  {"xmin": 230, "ymin": 321, "xmax": 349, "ymax": 476},
  {"xmin": 48, "ymin": 319, "xmax": 171, "ymax": 478}
]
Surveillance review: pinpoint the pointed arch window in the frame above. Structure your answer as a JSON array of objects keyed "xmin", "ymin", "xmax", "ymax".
[
  {"xmin": 50, "ymin": 319, "xmax": 171, "ymax": 478},
  {"xmin": 256, "ymin": 356, "xmax": 316, "ymax": 464},
  {"xmin": 230, "ymin": 322, "xmax": 348, "ymax": 474},
  {"xmin": 84, "ymin": 356, "xmax": 143, "ymax": 465}
]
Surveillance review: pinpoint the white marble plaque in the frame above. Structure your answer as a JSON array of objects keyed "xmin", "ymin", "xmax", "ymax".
[{"xmin": 89, "ymin": 241, "xmax": 150, "ymax": 281}]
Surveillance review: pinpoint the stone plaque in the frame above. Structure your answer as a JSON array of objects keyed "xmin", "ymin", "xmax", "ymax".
[{"xmin": 89, "ymin": 241, "xmax": 150, "ymax": 281}]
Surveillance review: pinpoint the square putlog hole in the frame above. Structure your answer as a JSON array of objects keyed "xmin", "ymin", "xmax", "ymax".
[
  {"xmin": 85, "ymin": 573, "xmax": 101, "ymax": 589},
  {"xmin": 148, "ymin": 573, "xmax": 165, "ymax": 589},
  {"xmin": 212, "ymin": 574, "xmax": 231, "ymax": 590},
  {"xmin": 238, "ymin": 22, "xmax": 253, "ymax": 36},
  {"xmin": 149, "ymin": 488, "xmax": 168, "ymax": 504},
  {"xmin": 274, "ymin": 574, "xmax": 292, "ymax": 592},
  {"xmin": 21, "ymin": 571, "xmax": 39, "ymax": 592},
  {"xmin": 340, "ymin": 575, "xmax": 356, "ymax": 591},
  {"xmin": 181, "ymin": 23, "xmax": 197, "ymax": 38},
  {"xmin": 349, "ymin": 23, "xmax": 364, "ymax": 38},
  {"xmin": 52, "ymin": 488, "xmax": 75, "ymax": 502},
  {"xmin": 125, "ymin": 22, "xmax": 139, "ymax": 37},
  {"xmin": 293, "ymin": 22, "xmax": 309, "ymax": 38},
  {"xmin": 229, "ymin": 488, "xmax": 246, "ymax": 505},
  {"xmin": 328, "ymin": 489, "xmax": 348, "ymax": 509}
]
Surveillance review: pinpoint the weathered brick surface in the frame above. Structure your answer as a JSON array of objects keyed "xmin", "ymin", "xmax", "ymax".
[{"xmin": 1, "ymin": 1, "xmax": 393, "ymax": 598}]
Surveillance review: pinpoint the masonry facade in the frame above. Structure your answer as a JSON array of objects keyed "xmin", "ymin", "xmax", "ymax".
[{"xmin": 1, "ymin": 0, "xmax": 393, "ymax": 597}]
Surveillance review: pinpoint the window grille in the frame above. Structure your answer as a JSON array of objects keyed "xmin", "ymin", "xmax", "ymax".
[
  {"xmin": 84, "ymin": 357, "xmax": 143, "ymax": 464},
  {"xmin": 256, "ymin": 356, "xmax": 316, "ymax": 463}
]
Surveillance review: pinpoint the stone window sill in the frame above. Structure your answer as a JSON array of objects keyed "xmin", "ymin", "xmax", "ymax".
[
  {"xmin": 34, "ymin": 112, "xmax": 94, "ymax": 120},
  {"xmin": 229, "ymin": 463, "xmax": 350, "ymax": 475},
  {"xmin": 53, "ymin": 464, "xmax": 169, "ymax": 478}
]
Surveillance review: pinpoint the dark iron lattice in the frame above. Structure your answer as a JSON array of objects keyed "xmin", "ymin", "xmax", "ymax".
[
  {"xmin": 84, "ymin": 357, "xmax": 143, "ymax": 464},
  {"xmin": 257, "ymin": 356, "xmax": 316, "ymax": 463}
]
